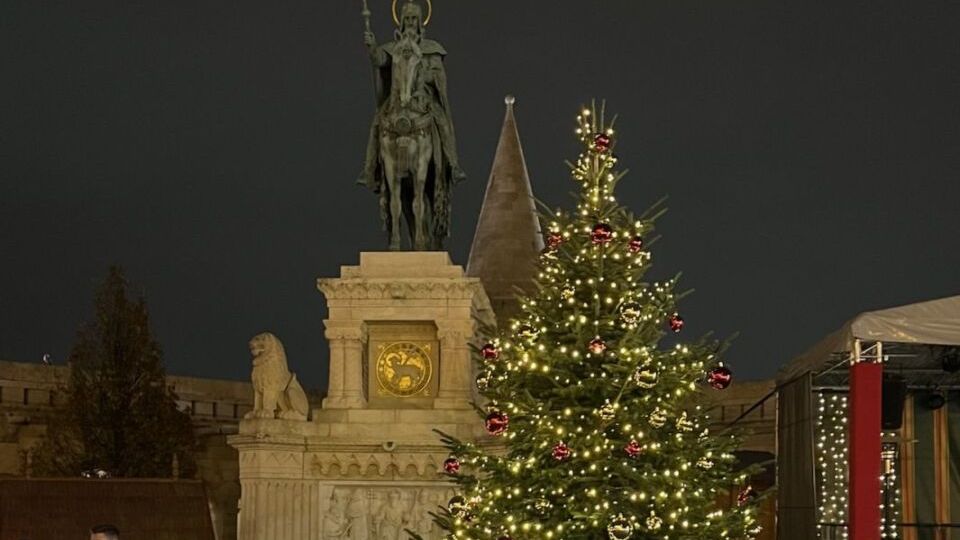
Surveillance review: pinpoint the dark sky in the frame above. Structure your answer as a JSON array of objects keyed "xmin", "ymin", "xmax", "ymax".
[{"xmin": 2, "ymin": 1, "xmax": 958, "ymax": 389}]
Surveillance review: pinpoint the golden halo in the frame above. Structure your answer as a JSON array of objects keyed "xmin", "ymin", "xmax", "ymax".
[{"xmin": 392, "ymin": 0, "xmax": 432, "ymax": 27}]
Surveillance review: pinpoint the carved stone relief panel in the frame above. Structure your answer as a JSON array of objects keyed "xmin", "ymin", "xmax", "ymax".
[{"xmin": 320, "ymin": 484, "xmax": 456, "ymax": 540}]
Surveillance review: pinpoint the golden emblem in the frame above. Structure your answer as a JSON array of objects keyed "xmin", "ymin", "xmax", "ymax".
[{"xmin": 376, "ymin": 342, "xmax": 432, "ymax": 397}]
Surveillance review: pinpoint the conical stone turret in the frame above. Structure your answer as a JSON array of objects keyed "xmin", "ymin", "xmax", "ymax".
[{"xmin": 466, "ymin": 96, "xmax": 544, "ymax": 327}]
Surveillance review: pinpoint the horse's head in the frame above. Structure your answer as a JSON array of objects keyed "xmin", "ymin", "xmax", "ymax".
[{"xmin": 392, "ymin": 34, "xmax": 422, "ymax": 107}]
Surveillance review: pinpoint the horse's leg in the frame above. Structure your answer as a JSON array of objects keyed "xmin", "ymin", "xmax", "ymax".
[
  {"xmin": 398, "ymin": 139, "xmax": 417, "ymax": 250},
  {"xmin": 413, "ymin": 133, "xmax": 432, "ymax": 250},
  {"xmin": 381, "ymin": 137, "xmax": 402, "ymax": 250},
  {"xmin": 402, "ymin": 180, "xmax": 416, "ymax": 248}
]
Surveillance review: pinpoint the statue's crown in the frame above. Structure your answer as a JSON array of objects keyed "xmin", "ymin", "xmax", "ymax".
[
  {"xmin": 392, "ymin": 0, "xmax": 431, "ymax": 28},
  {"xmin": 401, "ymin": 1, "xmax": 422, "ymax": 20}
]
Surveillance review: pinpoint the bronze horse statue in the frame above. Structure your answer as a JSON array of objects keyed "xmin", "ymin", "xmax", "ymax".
[
  {"xmin": 378, "ymin": 33, "xmax": 432, "ymax": 250},
  {"xmin": 358, "ymin": 1, "xmax": 466, "ymax": 251}
]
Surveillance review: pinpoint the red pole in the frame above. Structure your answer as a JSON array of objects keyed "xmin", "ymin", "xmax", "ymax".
[{"xmin": 848, "ymin": 360, "xmax": 883, "ymax": 540}]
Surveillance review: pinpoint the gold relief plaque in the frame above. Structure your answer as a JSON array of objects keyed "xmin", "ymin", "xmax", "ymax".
[{"xmin": 375, "ymin": 342, "xmax": 433, "ymax": 397}]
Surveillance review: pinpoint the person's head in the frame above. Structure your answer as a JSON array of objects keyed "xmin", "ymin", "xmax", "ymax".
[
  {"xmin": 399, "ymin": 1, "xmax": 423, "ymax": 35},
  {"xmin": 89, "ymin": 524, "xmax": 119, "ymax": 540}
]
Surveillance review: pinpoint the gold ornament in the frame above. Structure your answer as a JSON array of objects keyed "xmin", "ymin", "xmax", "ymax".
[
  {"xmin": 607, "ymin": 514, "xmax": 633, "ymax": 539},
  {"xmin": 475, "ymin": 370, "xmax": 492, "ymax": 391},
  {"xmin": 517, "ymin": 324, "xmax": 540, "ymax": 341},
  {"xmin": 620, "ymin": 302, "xmax": 642, "ymax": 324},
  {"xmin": 534, "ymin": 498, "xmax": 553, "ymax": 515},
  {"xmin": 599, "ymin": 402, "xmax": 617, "ymax": 421},
  {"xmin": 649, "ymin": 407, "xmax": 667, "ymax": 428},
  {"xmin": 645, "ymin": 512, "xmax": 663, "ymax": 531},
  {"xmin": 632, "ymin": 367, "xmax": 658, "ymax": 389}
]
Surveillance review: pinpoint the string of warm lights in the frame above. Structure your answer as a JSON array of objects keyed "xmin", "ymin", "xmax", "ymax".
[
  {"xmin": 880, "ymin": 434, "xmax": 901, "ymax": 539},
  {"xmin": 430, "ymin": 104, "xmax": 760, "ymax": 540},
  {"xmin": 814, "ymin": 395, "xmax": 903, "ymax": 540},
  {"xmin": 816, "ymin": 393, "xmax": 849, "ymax": 539}
]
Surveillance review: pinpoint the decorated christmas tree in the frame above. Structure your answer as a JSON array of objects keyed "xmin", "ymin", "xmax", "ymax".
[{"xmin": 431, "ymin": 104, "xmax": 762, "ymax": 539}]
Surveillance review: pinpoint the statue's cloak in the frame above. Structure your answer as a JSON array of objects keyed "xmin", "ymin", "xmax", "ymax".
[{"xmin": 358, "ymin": 38, "xmax": 464, "ymax": 248}]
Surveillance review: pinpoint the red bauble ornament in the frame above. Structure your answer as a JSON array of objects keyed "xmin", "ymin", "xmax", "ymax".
[
  {"xmin": 588, "ymin": 337, "xmax": 607, "ymax": 355},
  {"xmin": 737, "ymin": 485, "xmax": 758, "ymax": 506},
  {"xmin": 481, "ymin": 343, "xmax": 499, "ymax": 360},
  {"xmin": 708, "ymin": 364, "xmax": 733, "ymax": 390},
  {"xmin": 552, "ymin": 442, "xmax": 571, "ymax": 461},
  {"xmin": 485, "ymin": 411, "xmax": 509, "ymax": 436},
  {"xmin": 546, "ymin": 232, "xmax": 563, "ymax": 250},
  {"xmin": 624, "ymin": 440, "xmax": 642, "ymax": 458},
  {"xmin": 591, "ymin": 223, "xmax": 614, "ymax": 245},
  {"xmin": 593, "ymin": 133, "xmax": 612, "ymax": 153},
  {"xmin": 443, "ymin": 457, "xmax": 461, "ymax": 475},
  {"xmin": 628, "ymin": 236, "xmax": 644, "ymax": 253},
  {"xmin": 668, "ymin": 313, "xmax": 685, "ymax": 333}
]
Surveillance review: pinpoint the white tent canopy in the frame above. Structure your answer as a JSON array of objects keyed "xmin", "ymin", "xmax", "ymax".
[{"xmin": 779, "ymin": 295, "xmax": 960, "ymax": 381}]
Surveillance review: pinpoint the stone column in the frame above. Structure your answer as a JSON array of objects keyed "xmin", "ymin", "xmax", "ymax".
[
  {"xmin": 233, "ymin": 436, "xmax": 315, "ymax": 540},
  {"xmin": 323, "ymin": 323, "xmax": 367, "ymax": 409},
  {"xmin": 343, "ymin": 325, "xmax": 367, "ymax": 405},
  {"xmin": 323, "ymin": 324, "xmax": 346, "ymax": 408},
  {"xmin": 434, "ymin": 322, "xmax": 474, "ymax": 410}
]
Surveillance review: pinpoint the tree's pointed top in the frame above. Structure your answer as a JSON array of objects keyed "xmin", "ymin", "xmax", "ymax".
[{"xmin": 467, "ymin": 96, "xmax": 544, "ymax": 324}]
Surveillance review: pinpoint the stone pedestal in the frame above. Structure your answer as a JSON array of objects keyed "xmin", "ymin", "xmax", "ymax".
[{"xmin": 229, "ymin": 252, "xmax": 494, "ymax": 540}]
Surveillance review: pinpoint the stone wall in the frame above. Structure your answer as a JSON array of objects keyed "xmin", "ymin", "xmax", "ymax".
[{"xmin": 703, "ymin": 379, "xmax": 777, "ymax": 455}]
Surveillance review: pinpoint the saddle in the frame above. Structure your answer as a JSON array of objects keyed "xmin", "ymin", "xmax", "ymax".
[{"xmin": 382, "ymin": 108, "xmax": 433, "ymax": 137}]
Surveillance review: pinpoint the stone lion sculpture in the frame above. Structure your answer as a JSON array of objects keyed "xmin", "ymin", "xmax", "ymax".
[{"xmin": 244, "ymin": 332, "xmax": 309, "ymax": 420}]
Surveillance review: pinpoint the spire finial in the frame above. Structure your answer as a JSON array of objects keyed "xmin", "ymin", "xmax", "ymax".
[{"xmin": 504, "ymin": 95, "xmax": 516, "ymax": 106}]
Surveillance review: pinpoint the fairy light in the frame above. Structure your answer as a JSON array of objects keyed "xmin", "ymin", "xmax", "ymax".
[
  {"xmin": 880, "ymin": 438, "xmax": 901, "ymax": 538},
  {"xmin": 816, "ymin": 393, "xmax": 849, "ymax": 539},
  {"xmin": 815, "ymin": 395, "xmax": 901, "ymax": 540}
]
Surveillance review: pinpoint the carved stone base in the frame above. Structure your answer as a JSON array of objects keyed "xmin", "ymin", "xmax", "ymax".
[
  {"xmin": 229, "ymin": 252, "xmax": 495, "ymax": 540},
  {"xmin": 230, "ymin": 417, "xmax": 483, "ymax": 540}
]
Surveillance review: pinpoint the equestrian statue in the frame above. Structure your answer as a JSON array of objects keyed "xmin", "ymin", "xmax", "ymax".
[{"xmin": 358, "ymin": 0, "xmax": 466, "ymax": 251}]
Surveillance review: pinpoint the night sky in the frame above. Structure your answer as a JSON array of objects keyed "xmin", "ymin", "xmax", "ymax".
[{"xmin": 2, "ymin": 1, "xmax": 958, "ymax": 390}]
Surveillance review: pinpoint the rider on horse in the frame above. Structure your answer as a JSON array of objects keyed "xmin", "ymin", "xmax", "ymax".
[{"xmin": 359, "ymin": 0, "xmax": 466, "ymax": 250}]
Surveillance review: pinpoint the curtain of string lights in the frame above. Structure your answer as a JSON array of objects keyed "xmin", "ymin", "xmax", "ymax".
[
  {"xmin": 816, "ymin": 393, "xmax": 849, "ymax": 540},
  {"xmin": 815, "ymin": 393, "xmax": 902, "ymax": 539},
  {"xmin": 880, "ymin": 433, "xmax": 901, "ymax": 539}
]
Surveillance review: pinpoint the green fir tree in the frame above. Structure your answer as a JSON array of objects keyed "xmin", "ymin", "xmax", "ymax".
[
  {"xmin": 31, "ymin": 266, "xmax": 196, "ymax": 478},
  {"xmin": 432, "ymin": 104, "xmax": 762, "ymax": 540}
]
